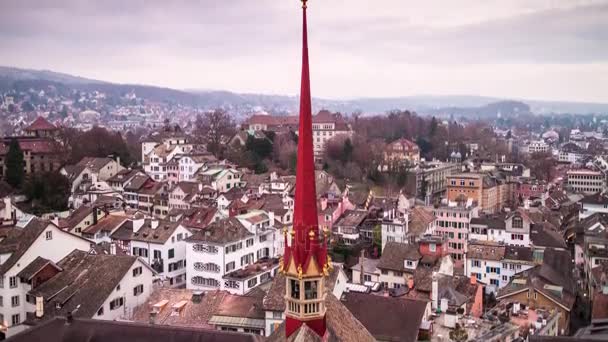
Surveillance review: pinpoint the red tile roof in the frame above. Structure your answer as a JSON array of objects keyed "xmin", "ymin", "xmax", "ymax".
[
  {"xmin": 0, "ymin": 138, "xmax": 60, "ymax": 155},
  {"xmin": 25, "ymin": 116, "xmax": 57, "ymax": 131}
]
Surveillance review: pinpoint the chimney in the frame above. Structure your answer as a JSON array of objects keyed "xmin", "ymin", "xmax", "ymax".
[
  {"xmin": 198, "ymin": 183, "xmax": 203, "ymax": 192},
  {"xmin": 432, "ymin": 272, "xmax": 439, "ymax": 310},
  {"xmin": 151, "ymin": 220, "xmax": 159, "ymax": 230},
  {"xmin": 524, "ymin": 199, "xmax": 530, "ymax": 210},
  {"xmin": 133, "ymin": 218, "xmax": 145, "ymax": 233},
  {"xmin": 359, "ymin": 249, "xmax": 365, "ymax": 284},
  {"xmin": 35, "ymin": 296, "xmax": 44, "ymax": 318},
  {"xmin": 93, "ymin": 207, "xmax": 98, "ymax": 225},
  {"xmin": 110, "ymin": 243, "xmax": 117, "ymax": 255}
]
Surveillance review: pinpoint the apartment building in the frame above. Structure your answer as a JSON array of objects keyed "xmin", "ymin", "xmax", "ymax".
[
  {"xmin": 244, "ymin": 111, "xmax": 353, "ymax": 160},
  {"xmin": 447, "ymin": 173, "xmax": 514, "ymax": 213},
  {"xmin": 466, "ymin": 241, "xmax": 535, "ymax": 293},
  {"xmin": 566, "ymin": 169, "xmax": 605, "ymax": 194},
  {"xmin": 384, "ymin": 138, "xmax": 420, "ymax": 166},
  {"xmin": 432, "ymin": 201, "xmax": 479, "ymax": 267},
  {"xmin": 185, "ymin": 211, "xmax": 280, "ymax": 295}
]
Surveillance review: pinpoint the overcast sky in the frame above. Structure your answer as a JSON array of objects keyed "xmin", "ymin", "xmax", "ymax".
[{"xmin": 1, "ymin": 0, "xmax": 607, "ymax": 102}]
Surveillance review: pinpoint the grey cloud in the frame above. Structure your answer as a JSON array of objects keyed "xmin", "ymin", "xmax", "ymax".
[{"xmin": 0, "ymin": 0, "xmax": 607, "ymax": 101}]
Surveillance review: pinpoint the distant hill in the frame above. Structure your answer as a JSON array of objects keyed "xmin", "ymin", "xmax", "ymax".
[
  {"xmin": 1, "ymin": 65, "xmax": 607, "ymax": 116},
  {"xmin": 0, "ymin": 66, "xmax": 106, "ymax": 85}
]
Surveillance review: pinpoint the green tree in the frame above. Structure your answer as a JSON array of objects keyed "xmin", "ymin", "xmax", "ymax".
[
  {"xmin": 5, "ymin": 139, "xmax": 25, "ymax": 188},
  {"xmin": 23, "ymin": 172, "xmax": 70, "ymax": 213}
]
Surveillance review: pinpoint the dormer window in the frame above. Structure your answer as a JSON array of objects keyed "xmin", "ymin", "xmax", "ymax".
[{"xmin": 513, "ymin": 216, "xmax": 523, "ymax": 229}]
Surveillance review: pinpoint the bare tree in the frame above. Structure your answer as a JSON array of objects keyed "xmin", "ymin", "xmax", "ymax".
[{"xmin": 195, "ymin": 109, "xmax": 236, "ymax": 157}]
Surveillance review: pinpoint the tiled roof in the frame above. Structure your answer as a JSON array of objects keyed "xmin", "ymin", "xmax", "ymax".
[
  {"xmin": 531, "ymin": 224, "xmax": 567, "ymax": 249},
  {"xmin": 0, "ymin": 218, "xmax": 50, "ymax": 275},
  {"xmin": 75, "ymin": 157, "xmax": 115, "ymax": 173},
  {"xmin": 185, "ymin": 218, "xmax": 252, "ymax": 245},
  {"xmin": 470, "ymin": 215, "xmax": 506, "ymax": 229},
  {"xmin": 29, "ymin": 249, "xmax": 139, "ymax": 321},
  {"xmin": 0, "ymin": 138, "xmax": 60, "ymax": 154},
  {"xmin": 129, "ymin": 219, "xmax": 182, "ymax": 244},
  {"xmin": 16, "ymin": 256, "xmax": 60, "ymax": 280},
  {"xmin": 466, "ymin": 241, "xmax": 505, "ymax": 261},
  {"xmin": 378, "ymin": 242, "xmax": 421, "ymax": 272},
  {"xmin": 341, "ymin": 292, "xmax": 428, "ymax": 342},
  {"xmin": 334, "ymin": 210, "xmax": 368, "ymax": 228},
  {"xmin": 131, "ymin": 288, "xmax": 227, "ymax": 329},
  {"xmin": 181, "ymin": 207, "xmax": 218, "ymax": 230},
  {"xmin": 213, "ymin": 292, "xmax": 265, "ymax": 319},
  {"xmin": 82, "ymin": 215, "xmax": 127, "ymax": 236},
  {"xmin": 124, "ymin": 175, "xmax": 152, "ymax": 191},
  {"xmin": 65, "ymin": 205, "xmax": 95, "ymax": 230},
  {"xmin": 25, "ymin": 116, "xmax": 57, "ymax": 131},
  {"xmin": 409, "ymin": 207, "xmax": 435, "ymax": 236},
  {"xmin": 10, "ymin": 316, "xmax": 261, "ymax": 342}
]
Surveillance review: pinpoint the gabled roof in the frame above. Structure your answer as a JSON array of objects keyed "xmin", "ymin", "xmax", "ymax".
[
  {"xmin": 409, "ymin": 207, "xmax": 435, "ymax": 236},
  {"xmin": 173, "ymin": 181, "xmax": 200, "ymax": 195},
  {"xmin": 75, "ymin": 157, "xmax": 116, "ymax": 173},
  {"xmin": 25, "ymin": 116, "xmax": 57, "ymax": 131},
  {"xmin": 334, "ymin": 210, "xmax": 368, "ymax": 228},
  {"xmin": 185, "ymin": 218, "xmax": 252, "ymax": 245},
  {"xmin": 17, "ymin": 256, "xmax": 61, "ymax": 280},
  {"xmin": 107, "ymin": 169, "xmax": 142, "ymax": 184},
  {"xmin": 82, "ymin": 215, "xmax": 128, "ymax": 236},
  {"xmin": 129, "ymin": 219, "xmax": 182, "ymax": 244},
  {"xmin": 531, "ymin": 223, "xmax": 567, "ymax": 249},
  {"xmin": 181, "ymin": 207, "xmax": 218, "ymax": 230},
  {"xmin": 29, "ymin": 249, "xmax": 140, "ymax": 321},
  {"xmin": 124, "ymin": 175, "xmax": 152, "ymax": 191},
  {"xmin": 341, "ymin": 292, "xmax": 428, "ymax": 342},
  {"xmin": 378, "ymin": 242, "xmax": 421, "ymax": 272},
  {"xmin": 64, "ymin": 205, "xmax": 96, "ymax": 230},
  {"xmin": 0, "ymin": 218, "xmax": 50, "ymax": 275}
]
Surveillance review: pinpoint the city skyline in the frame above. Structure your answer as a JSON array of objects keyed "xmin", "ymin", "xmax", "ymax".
[{"xmin": 1, "ymin": 0, "xmax": 607, "ymax": 102}]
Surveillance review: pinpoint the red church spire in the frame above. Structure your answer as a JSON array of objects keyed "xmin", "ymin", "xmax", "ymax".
[{"xmin": 281, "ymin": 0, "xmax": 330, "ymax": 338}]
